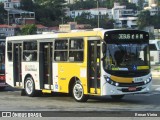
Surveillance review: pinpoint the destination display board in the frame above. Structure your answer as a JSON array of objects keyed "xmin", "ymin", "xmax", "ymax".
[{"xmin": 104, "ymin": 30, "xmax": 149, "ymax": 43}]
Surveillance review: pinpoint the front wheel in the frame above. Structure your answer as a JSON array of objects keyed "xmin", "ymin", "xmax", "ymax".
[
  {"xmin": 72, "ymin": 81, "xmax": 88, "ymax": 102},
  {"xmin": 25, "ymin": 77, "xmax": 37, "ymax": 97}
]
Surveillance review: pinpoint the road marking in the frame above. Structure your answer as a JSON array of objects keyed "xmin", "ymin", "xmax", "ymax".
[
  {"xmin": 152, "ymin": 85, "xmax": 160, "ymax": 87},
  {"xmin": 133, "ymin": 91, "xmax": 160, "ymax": 96},
  {"xmin": 155, "ymin": 87, "xmax": 160, "ymax": 91},
  {"xmin": 140, "ymin": 92, "xmax": 160, "ymax": 96}
]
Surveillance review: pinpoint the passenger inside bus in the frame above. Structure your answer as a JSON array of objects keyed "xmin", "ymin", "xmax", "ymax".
[
  {"xmin": 24, "ymin": 54, "xmax": 33, "ymax": 61},
  {"xmin": 114, "ymin": 50, "xmax": 126, "ymax": 66},
  {"xmin": 121, "ymin": 52, "xmax": 145, "ymax": 66}
]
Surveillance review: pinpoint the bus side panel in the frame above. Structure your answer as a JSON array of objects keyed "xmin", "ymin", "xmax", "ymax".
[
  {"xmin": 52, "ymin": 63, "xmax": 58, "ymax": 92},
  {"xmin": 5, "ymin": 62, "xmax": 14, "ymax": 87},
  {"xmin": 56, "ymin": 63, "xmax": 87, "ymax": 94},
  {"xmin": 22, "ymin": 62, "xmax": 41, "ymax": 90},
  {"xmin": 52, "ymin": 38, "xmax": 88, "ymax": 94}
]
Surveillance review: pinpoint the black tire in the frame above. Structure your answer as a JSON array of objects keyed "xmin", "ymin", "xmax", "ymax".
[
  {"xmin": 72, "ymin": 81, "xmax": 88, "ymax": 102},
  {"xmin": 111, "ymin": 95, "xmax": 124, "ymax": 100},
  {"xmin": 21, "ymin": 89, "xmax": 26, "ymax": 96},
  {"xmin": 24, "ymin": 77, "xmax": 37, "ymax": 97}
]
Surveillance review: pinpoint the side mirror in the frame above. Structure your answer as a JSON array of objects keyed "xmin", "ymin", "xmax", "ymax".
[{"xmin": 102, "ymin": 43, "xmax": 106, "ymax": 53}]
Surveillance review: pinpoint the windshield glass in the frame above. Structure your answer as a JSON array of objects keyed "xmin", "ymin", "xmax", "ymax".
[
  {"xmin": 103, "ymin": 43, "xmax": 150, "ymax": 73},
  {"xmin": 158, "ymin": 41, "xmax": 160, "ymax": 49}
]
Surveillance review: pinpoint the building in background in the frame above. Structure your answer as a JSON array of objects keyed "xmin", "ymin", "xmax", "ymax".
[
  {"xmin": 69, "ymin": 2, "xmax": 138, "ymax": 29},
  {"xmin": 4, "ymin": 0, "xmax": 35, "ymax": 25},
  {"xmin": 149, "ymin": 0, "xmax": 157, "ymax": 6},
  {"xmin": 128, "ymin": 0, "xmax": 138, "ymax": 6},
  {"xmin": 70, "ymin": 8, "xmax": 112, "ymax": 19},
  {"xmin": 65, "ymin": 0, "xmax": 105, "ymax": 4},
  {"xmin": 144, "ymin": 0, "xmax": 159, "ymax": 16},
  {"xmin": 0, "ymin": 24, "xmax": 19, "ymax": 37},
  {"xmin": 0, "ymin": 0, "xmax": 6, "ymax": 3},
  {"xmin": 154, "ymin": 29, "xmax": 160, "ymax": 39},
  {"xmin": 112, "ymin": 2, "xmax": 138, "ymax": 28}
]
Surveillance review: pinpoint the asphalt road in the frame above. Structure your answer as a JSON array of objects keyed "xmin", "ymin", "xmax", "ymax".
[{"xmin": 0, "ymin": 77, "xmax": 160, "ymax": 119}]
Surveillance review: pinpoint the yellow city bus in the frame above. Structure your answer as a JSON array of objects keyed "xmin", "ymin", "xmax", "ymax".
[{"xmin": 5, "ymin": 29, "xmax": 152, "ymax": 102}]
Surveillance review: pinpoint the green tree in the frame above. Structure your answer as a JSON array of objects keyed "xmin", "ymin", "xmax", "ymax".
[
  {"xmin": 20, "ymin": 0, "xmax": 34, "ymax": 11},
  {"xmin": 137, "ymin": 0, "xmax": 145, "ymax": 10},
  {"xmin": 151, "ymin": 13, "xmax": 160, "ymax": 29},
  {"xmin": 21, "ymin": 24, "xmax": 37, "ymax": 35},
  {"xmin": 158, "ymin": 0, "xmax": 160, "ymax": 6},
  {"xmin": 0, "ymin": 3, "xmax": 7, "ymax": 24},
  {"xmin": 137, "ymin": 10, "xmax": 151, "ymax": 29},
  {"xmin": 104, "ymin": 19, "xmax": 114, "ymax": 29},
  {"xmin": 73, "ymin": 11, "xmax": 114, "ymax": 29},
  {"xmin": 34, "ymin": 0, "xmax": 66, "ymax": 26},
  {"xmin": 69, "ymin": 0, "xmax": 96, "ymax": 10},
  {"xmin": 105, "ymin": 0, "xmax": 114, "ymax": 9},
  {"xmin": 126, "ymin": 3, "xmax": 137, "ymax": 10},
  {"xmin": 118, "ymin": 0, "xmax": 128, "ymax": 5}
]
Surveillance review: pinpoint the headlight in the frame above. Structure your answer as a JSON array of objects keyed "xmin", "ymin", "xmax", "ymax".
[
  {"xmin": 106, "ymin": 78, "xmax": 110, "ymax": 82},
  {"xmin": 115, "ymin": 83, "xmax": 119, "ymax": 86},
  {"xmin": 105, "ymin": 77, "xmax": 119, "ymax": 87},
  {"xmin": 144, "ymin": 80, "xmax": 147, "ymax": 84},
  {"xmin": 147, "ymin": 78, "xmax": 150, "ymax": 83}
]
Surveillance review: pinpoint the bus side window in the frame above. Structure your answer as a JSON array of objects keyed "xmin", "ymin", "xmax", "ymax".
[
  {"xmin": 69, "ymin": 39, "xmax": 84, "ymax": 62},
  {"xmin": 69, "ymin": 51, "xmax": 83, "ymax": 61},
  {"xmin": 23, "ymin": 52, "xmax": 32, "ymax": 61},
  {"xmin": 23, "ymin": 41, "xmax": 37, "ymax": 61},
  {"xmin": 54, "ymin": 40, "xmax": 68, "ymax": 62},
  {"xmin": 7, "ymin": 42, "xmax": 12, "ymax": 61}
]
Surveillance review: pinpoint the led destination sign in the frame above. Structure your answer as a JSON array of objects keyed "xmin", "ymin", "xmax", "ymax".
[
  {"xmin": 111, "ymin": 33, "xmax": 144, "ymax": 40},
  {"xmin": 104, "ymin": 30, "xmax": 149, "ymax": 43}
]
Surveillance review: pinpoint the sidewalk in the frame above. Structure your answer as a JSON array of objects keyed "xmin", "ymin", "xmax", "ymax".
[
  {"xmin": 151, "ymin": 65, "xmax": 160, "ymax": 78},
  {"xmin": 151, "ymin": 70, "xmax": 160, "ymax": 78}
]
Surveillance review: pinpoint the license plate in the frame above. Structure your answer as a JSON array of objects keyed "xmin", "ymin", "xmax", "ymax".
[{"xmin": 128, "ymin": 87, "xmax": 137, "ymax": 91}]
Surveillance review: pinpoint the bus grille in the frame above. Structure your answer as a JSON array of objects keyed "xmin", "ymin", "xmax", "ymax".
[{"xmin": 119, "ymin": 82, "xmax": 145, "ymax": 87}]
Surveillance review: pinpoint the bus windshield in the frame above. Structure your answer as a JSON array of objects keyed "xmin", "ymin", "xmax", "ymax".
[
  {"xmin": 103, "ymin": 43, "xmax": 150, "ymax": 73},
  {"xmin": 157, "ymin": 41, "xmax": 160, "ymax": 49}
]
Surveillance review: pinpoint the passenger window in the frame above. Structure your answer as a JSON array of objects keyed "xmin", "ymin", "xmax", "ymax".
[
  {"xmin": 69, "ymin": 39, "xmax": 84, "ymax": 62},
  {"xmin": 23, "ymin": 41, "xmax": 37, "ymax": 61},
  {"xmin": 7, "ymin": 42, "xmax": 12, "ymax": 61},
  {"xmin": 54, "ymin": 40, "xmax": 68, "ymax": 62},
  {"xmin": 55, "ymin": 40, "xmax": 68, "ymax": 50},
  {"xmin": 54, "ymin": 39, "xmax": 84, "ymax": 62}
]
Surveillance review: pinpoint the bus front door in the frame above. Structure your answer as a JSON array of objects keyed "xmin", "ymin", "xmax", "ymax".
[
  {"xmin": 88, "ymin": 41, "xmax": 100, "ymax": 94},
  {"xmin": 13, "ymin": 43, "xmax": 22, "ymax": 87},
  {"xmin": 39, "ymin": 42, "xmax": 53, "ymax": 90}
]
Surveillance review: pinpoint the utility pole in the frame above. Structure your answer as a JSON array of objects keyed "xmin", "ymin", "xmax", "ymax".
[
  {"xmin": 7, "ymin": 10, "xmax": 9, "ymax": 25},
  {"xmin": 61, "ymin": 17, "xmax": 64, "ymax": 24},
  {"xmin": 97, "ymin": 0, "xmax": 99, "ymax": 28}
]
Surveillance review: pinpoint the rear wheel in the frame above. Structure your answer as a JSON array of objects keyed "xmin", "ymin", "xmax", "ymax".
[
  {"xmin": 25, "ymin": 77, "xmax": 37, "ymax": 97},
  {"xmin": 111, "ymin": 95, "xmax": 124, "ymax": 100},
  {"xmin": 72, "ymin": 81, "xmax": 88, "ymax": 102}
]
